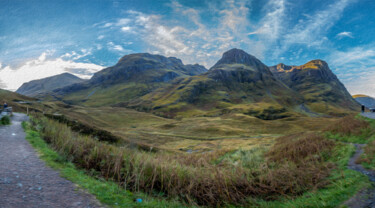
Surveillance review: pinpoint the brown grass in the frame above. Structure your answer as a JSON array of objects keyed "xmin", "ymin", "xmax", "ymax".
[
  {"xmin": 267, "ymin": 133, "xmax": 335, "ymax": 163},
  {"xmin": 324, "ymin": 116, "xmax": 369, "ymax": 136},
  {"xmin": 30, "ymin": 114, "xmax": 336, "ymax": 206}
]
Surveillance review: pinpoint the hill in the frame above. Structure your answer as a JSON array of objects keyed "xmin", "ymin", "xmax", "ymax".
[
  {"xmin": 353, "ymin": 94, "xmax": 375, "ymax": 108},
  {"xmin": 53, "ymin": 53, "xmax": 207, "ymax": 106},
  {"xmin": 16, "ymin": 73, "xmax": 84, "ymax": 97},
  {"xmin": 0, "ymin": 89, "xmax": 38, "ymax": 112},
  {"xmin": 127, "ymin": 48, "xmax": 303, "ymax": 118},
  {"xmin": 269, "ymin": 60, "xmax": 359, "ymax": 115}
]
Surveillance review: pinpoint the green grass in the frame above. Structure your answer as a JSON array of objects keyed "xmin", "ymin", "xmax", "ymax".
[
  {"xmin": 325, "ymin": 132, "xmax": 373, "ymax": 144},
  {"xmin": 22, "ymin": 121, "xmax": 188, "ymax": 208}
]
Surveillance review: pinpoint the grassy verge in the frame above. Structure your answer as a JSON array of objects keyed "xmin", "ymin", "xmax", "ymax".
[
  {"xmin": 249, "ymin": 143, "xmax": 370, "ymax": 208},
  {"xmin": 22, "ymin": 121, "xmax": 187, "ymax": 208},
  {"xmin": 325, "ymin": 115, "xmax": 375, "ymax": 170}
]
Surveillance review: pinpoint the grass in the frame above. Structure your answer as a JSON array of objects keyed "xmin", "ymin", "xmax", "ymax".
[
  {"xmin": 22, "ymin": 112, "xmax": 375, "ymax": 207},
  {"xmin": 325, "ymin": 116, "xmax": 375, "ymax": 144},
  {"xmin": 42, "ymin": 105, "xmax": 341, "ymax": 151},
  {"xmin": 28, "ymin": 113, "xmax": 349, "ymax": 206},
  {"xmin": 249, "ymin": 143, "xmax": 371, "ymax": 208},
  {"xmin": 22, "ymin": 121, "xmax": 187, "ymax": 208},
  {"xmin": 325, "ymin": 115, "xmax": 375, "ymax": 170}
]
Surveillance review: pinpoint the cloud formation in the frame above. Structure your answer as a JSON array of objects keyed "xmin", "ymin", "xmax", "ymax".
[
  {"xmin": 97, "ymin": 0, "xmax": 354, "ymax": 68},
  {"xmin": 0, "ymin": 52, "xmax": 104, "ymax": 91},
  {"xmin": 336, "ymin": 31, "xmax": 354, "ymax": 39}
]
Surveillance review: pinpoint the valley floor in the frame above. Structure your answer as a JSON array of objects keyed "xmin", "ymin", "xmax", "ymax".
[{"xmin": 0, "ymin": 113, "xmax": 102, "ymax": 208}]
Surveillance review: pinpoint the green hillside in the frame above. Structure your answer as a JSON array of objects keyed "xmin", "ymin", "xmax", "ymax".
[
  {"xmin": 53, "ymin": 53, "xmax": 207, "ymax": 107},
  {"xmin": 127, "ymin": 49, "xmax": 303, "ymax": 118}
]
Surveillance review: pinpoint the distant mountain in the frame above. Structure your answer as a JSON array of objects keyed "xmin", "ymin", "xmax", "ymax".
[
  {"xmin": 53, "ymin": 53, "xmax": 207, "ymax": 106},
  {"xmin": 16, "ymin": 73, "xmax": 84, "ymax": 97},
  {"xmin": 127, "ymin": 48, "xmax": 302, "ymax": 118},
  {"xmin": 269, "ymin": 60, "xmax": 359, "ymax": 115},
  {"xmin": 353, "ymin": 94, "xmax": 375, "ymax": 108}
]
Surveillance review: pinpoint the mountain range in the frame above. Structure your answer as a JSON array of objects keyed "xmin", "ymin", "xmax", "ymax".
[
  {"xmin": 52, "ymin": 53, "xmax": 207, "ymax": 107},
  {"xmin": 17, "ymin": 48, "xmax": 359, "ymax": 118}
]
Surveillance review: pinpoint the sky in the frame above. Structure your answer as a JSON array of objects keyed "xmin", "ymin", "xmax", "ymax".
[{"xmin": 0, "ymin": 0, "xmax": 375, "ymax": 96}]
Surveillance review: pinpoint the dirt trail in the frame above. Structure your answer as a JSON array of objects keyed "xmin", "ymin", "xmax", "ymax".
[
  {"xmin": 0, "ymin": 113, "xmax": 103, "ymax": 208},
  {"xmin": 345, "ymin": 144, "xmax": 375, "ymax": 208}
]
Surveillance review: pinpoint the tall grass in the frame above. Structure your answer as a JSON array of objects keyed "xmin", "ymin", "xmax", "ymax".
[
  {"xmin": 324, "ymin": 116, "xmax": 374, "ymax": 143},
  {"xmin": 30, "ymin": 114, "xmax": 336, "ymax": 206}
]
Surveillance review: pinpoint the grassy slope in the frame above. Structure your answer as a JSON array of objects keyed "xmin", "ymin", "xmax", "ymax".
[
  {"xmin": 45, "ymin": 105, "xmax": 343, "ymax": 151},
  {"xmin": 130, "ymin": 66, "xmax": 301, "ymax": 119},
  {"xmin": 62, "ymin": 82, "xmax": 170, "ymax": 107},
  {"xmin": 22, "ymin": 121, "xmax": 188, "ymax": 208}
]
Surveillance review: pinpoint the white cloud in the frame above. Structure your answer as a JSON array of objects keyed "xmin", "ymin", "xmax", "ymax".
[
  {"xmin": 107, "ymin": 42, "xmax": 131, "ymax": 53},
  {"xmin": 61, "ymin": 49, "xmax": 92, "ymax": 61},
  {"xmin": 97, "ymin": 35, "xmax": 105, "ymax": 40},
  {"xmin": 0, "ymin": 52, "xmax": 104, "ymax": 91},
  {"xmin": 116, "ymin": 18, "xmax": 131, "ymax": 26},
  {"xmin": 121, "ymin": 26, "xmax": 132, "ymax": 32},
  {"xmin": 102, "ymin": 22, "xmax": 113, "ymax": 28},
  {"xmin": 336, "ymin": 31, "xmax": 354, "ymax": 39}
]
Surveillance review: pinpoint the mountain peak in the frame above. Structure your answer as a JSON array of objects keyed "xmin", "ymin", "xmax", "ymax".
[
  {"xmin": 302, "ymin": 59, "xmax": 328, "ymax": 69},
  {"xmin": 272, "ymin": 59, "xmax": 329, "ymax": 73},
  {"xmin": 211, "ymin": 48, "xmax": 269, "ymax": 71}
]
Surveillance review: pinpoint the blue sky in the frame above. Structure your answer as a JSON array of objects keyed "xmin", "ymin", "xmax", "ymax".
[{"xmin": 1, "ymin": 0, "xmax": 375, "ymax": 96}]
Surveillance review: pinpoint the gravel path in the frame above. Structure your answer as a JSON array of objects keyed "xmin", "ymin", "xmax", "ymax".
[
  {"xmin": 361, "ymin": 112, "xmax": 375, "ymax": 119},
  {"xmin": 0, "ymin": 113, "xmax": 103, "ymax": 208},
  {"xmin": 345, "ymin": 144, "xmax": 375, "ymax": 208}
]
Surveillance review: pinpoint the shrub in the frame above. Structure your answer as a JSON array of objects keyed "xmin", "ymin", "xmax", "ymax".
[{"xmin": 0, "ymin": 116, "xmax": 10, "ymax": 125}]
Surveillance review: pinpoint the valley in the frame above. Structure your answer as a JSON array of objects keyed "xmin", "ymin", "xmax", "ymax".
[{"xmin": 2, "ymin": 48, "xmax": 374, "ymax": 207}]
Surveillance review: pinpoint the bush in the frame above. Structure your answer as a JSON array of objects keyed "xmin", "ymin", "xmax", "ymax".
[{"xmin": 0, "ymin": 116, "xmax": 10, "ymax": 125}]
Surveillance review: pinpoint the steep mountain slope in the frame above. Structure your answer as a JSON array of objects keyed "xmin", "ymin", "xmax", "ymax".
[
  {"xmin": 269, "ymin": 60, "xmax": 359, "ymax": 115},
  {"xmin": 53, "ymin": 53, "xmax": 207, "ymax": 106},
  {"xmin": 353, "ymin": 94, "xmax": 375, "ymax": 108},
  {"xmin": 127, "ymin": 49, "xmax": 303, "ymax": 118},
  {"xmin": 16, "ymin": 73, "xmax": 84, "ymax": 97}
]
